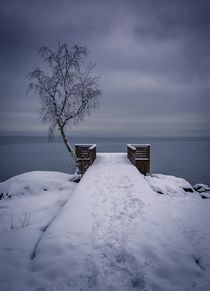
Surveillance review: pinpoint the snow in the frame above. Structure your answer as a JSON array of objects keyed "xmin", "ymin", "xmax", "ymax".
[
  {"xmin": 194, "ymin": 184, "xmax": 210, "ymax": 193},
  {"xmin": 0, "ymin": 171, "xmax": 75, "ymax": 200},
  {"xmin": 127, "ymin": 144, "xmax": 136, "ymax": 150},
  {"xmin": 127, "ymin": 144, "xmax": 151, "ymax": 150},
  {"xmin": 193, "ymin": 184, "xmax": 210, "ymax": 198},
  {"xmin": 0, "ymin": 171, "xmax": 77, "ymax": 291},
  {"xmin": 89, "ymin": 144, "xmax": 96, "ymax": 150},
  {"xmin": 146, "ymin": 173, "xmax": 197, "ymax": 198},
  {"xmin": 75, "ymin": 144, "xmax": 94, "ymax": 146},
  {"xmin": 1, "ymin": 154, "xmax": 210, "ymax": 291},
  {"xmin": 131, "ymin": 144, "xmax": 151, "ymax": 146}
]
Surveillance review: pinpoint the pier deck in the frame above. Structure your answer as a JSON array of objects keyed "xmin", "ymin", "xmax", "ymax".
[{"xmin": 32, "ymin": 153, "xmax": 206, "ymax": 290}]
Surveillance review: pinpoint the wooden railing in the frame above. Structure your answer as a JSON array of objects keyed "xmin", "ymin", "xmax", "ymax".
[
  {"xmin": 75, "ymin": 144, "xmax": 96, "ymax": 174},
  {"xmin": 127, "ymin": 144, "xmax": 150, "ymax": 175}
]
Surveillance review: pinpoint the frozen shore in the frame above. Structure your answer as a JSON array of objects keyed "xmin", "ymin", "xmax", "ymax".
[{"xmin": 0, "ymin": 153, "xmax": 210, "ymax": 291}]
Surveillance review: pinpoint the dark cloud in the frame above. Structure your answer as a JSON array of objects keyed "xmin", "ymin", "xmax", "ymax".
[
  {"xmin": 0, "ymin": 0, "xmax": 210, "ymax": 137},
  {"xmin": 133, "ymin": 1, "xmax": 210, "ymax": 40}
]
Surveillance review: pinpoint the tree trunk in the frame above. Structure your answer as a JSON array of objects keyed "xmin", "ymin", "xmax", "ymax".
[{"xmin": 58, "ymin": 122, "xmax": 77, "ymax": 165}]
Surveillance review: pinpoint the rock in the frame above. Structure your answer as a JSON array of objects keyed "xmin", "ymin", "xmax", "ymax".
[
  {"xmin": 201, "ymin": 195, "xmax": 210, "ymax": 199},
  {"xmin": 193, "ymin": 184, "xmax": 210, "ymax": 193},
  {"xmin": 183, "ymin": 187, "xmax": 193, "ymax": 193}
]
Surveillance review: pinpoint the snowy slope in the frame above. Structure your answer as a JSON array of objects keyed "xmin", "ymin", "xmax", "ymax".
[
  {"xmin": 24, "ymin": 154, "xmax": 209, "ymax": 291},
  {"xmin": 0, "ymin": 171, "xmax": 77, "ymax": 291},
  {"xmin": 146, "ymin": 174, "xmax": 210, "ymax": 281}
]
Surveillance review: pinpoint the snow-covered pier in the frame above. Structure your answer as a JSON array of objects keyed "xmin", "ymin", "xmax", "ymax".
[
  {"xmin": 76, "ymin": 143, "xmax": 151, "ymax": 175},
  {"xmin": 1, "ymin": 153, "xmax": 210, "ymax": 291},
  {"xmin": 28, "ymin": 153, "xmax": 209, "ymax": 290}
]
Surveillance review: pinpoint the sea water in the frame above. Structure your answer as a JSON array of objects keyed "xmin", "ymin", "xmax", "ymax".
[{"xmin": 0, "ymin": 136, "xmax": 209, "ymax": 186}]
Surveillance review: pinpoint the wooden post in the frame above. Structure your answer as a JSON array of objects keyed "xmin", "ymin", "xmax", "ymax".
[
  {"xmin": 75, "ymin": 144, "xmax": 96, "ymax": 174},
  {"xmin": 127, "ymin": 144, "xmax": 151, "ymax": 175}
]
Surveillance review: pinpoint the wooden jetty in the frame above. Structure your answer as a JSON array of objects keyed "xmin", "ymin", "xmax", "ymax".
[{"xmin": 75, "ymin": 143, "xmax": 150, "ymax": 175}]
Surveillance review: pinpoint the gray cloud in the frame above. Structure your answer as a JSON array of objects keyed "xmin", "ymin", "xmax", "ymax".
[{"xmin": 0, "ymin": 0, "xmax": 210, "ymax": 137}]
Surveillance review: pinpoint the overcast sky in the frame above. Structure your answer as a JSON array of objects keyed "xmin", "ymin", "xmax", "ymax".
[{"xmin": 0, "ymin": 0, "xmax": 210, "ymax": 137}]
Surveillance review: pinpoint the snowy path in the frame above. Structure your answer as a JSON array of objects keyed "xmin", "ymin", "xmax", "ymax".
[{"xmin": 29, "ymin": 153, "xmax": 209, "ymax": 291}]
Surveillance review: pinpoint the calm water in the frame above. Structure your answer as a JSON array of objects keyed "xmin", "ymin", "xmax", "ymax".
[{"xmin": 0, "ymin": 136, "xmax": 210, "ymax": 186}]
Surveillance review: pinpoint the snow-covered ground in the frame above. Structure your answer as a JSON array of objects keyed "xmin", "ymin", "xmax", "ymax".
[
  {"xmin": 0, "ymin": 154, "xmax": 210, "ymax": 291},
  {"xmin": 146, "ymin": 173, "xmax": 210, "ymax": 278},
  {"xmin": 0, "ymin": 171, "xmax": 76, "ymax": 291}
]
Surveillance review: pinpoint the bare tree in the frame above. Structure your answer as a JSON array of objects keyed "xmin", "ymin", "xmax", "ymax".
[{"xmin": 27, "ymin": 43, "xmax": 101, "ymax": 167}]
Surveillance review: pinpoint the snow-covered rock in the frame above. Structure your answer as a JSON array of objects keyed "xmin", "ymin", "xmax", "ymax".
[
  {"xmin": 0, "ymin": 171, "xmax": 75, "ymax": 200},
  {"xmin": 146, "ymin": 173, "xmax": 198, "ymax": 198},
  {"xmin": 194, "ymin": 184, "xmax": 210, "ymax": 193},
  {"xmin": 193, "ymin": 184, "xmax": 210, "ymax": 199}
]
